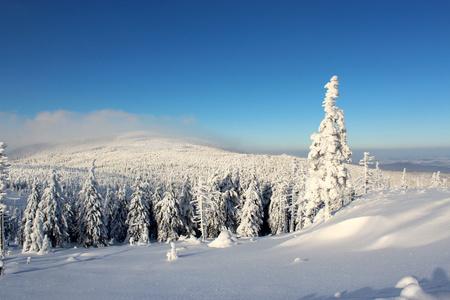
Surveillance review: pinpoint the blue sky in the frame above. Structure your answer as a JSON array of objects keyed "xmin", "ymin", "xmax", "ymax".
[{"xmin": 1, "ymin": 0, "xmax": 449, "ymax": 155}]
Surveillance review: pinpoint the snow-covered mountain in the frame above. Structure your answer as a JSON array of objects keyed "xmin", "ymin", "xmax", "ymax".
[
  {"xmin": 9, "ymin": 131, "xmax": 244, "ymax": 169},
  {"xmin": 2, "ymin": 188, "xmax": 450, "ymax": 299}
]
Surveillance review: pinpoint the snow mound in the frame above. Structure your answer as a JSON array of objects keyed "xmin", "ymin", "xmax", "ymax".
[
  {"xmin": 395, "ymin": 276, "xmax": 419, "ymax": 288},
  {"xmin": 65, "ymin": 256, "xmax": 78, "ymax": 262},
  {"xmin": 178, "ymin": 235, "xmax": 201, "ymax": 245},
  {"xmin": 400, "ymin": 283, "xmax": 433, "ymax": 300},
  {"xmin": 313, "ymin": 216, "xmax": 372, "ymax": 241},
  {"xmin": 278, "ymin": 190, "xmax": 450, "ymax": 251},
  {"xmin": 208, "ymin": 230, "xmax": 238, "ymax": 248},
  {"xmin": 292, "ymin": 257, "xmax": 307, "ymax": 264}
]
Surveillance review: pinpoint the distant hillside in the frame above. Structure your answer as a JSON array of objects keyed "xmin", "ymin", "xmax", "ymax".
[
  {"xmin": 8, "ymin": 131, "xmax": 309, "ymax": 191},
  {"xmin": 379, "ymin": 162, "xmax": 450, "ymax": 174}
]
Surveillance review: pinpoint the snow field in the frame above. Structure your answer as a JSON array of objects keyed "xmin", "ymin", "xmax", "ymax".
[{"xmin": 2, "ymin": 189, "xmax": 450, "ymax": 299}]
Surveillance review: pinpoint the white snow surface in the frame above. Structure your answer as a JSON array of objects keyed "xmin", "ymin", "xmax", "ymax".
[{"xmin": 2, "ymin": 189, "xmax": 450, "ymax": 299}]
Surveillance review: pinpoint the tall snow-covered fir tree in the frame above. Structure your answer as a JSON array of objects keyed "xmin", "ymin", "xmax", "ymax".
[
  {"xmin": 78, "ymin": 160, "xmax": 108, "ymax": 248},
  {"xmin": 22, "ymin": 182, "xmax": 41, "ymax": 252},
  {"xmin": 154, "ymin": 182, "xmax": 182, "ymax": 242},
  {"xmin": 109, "ymin": 186, "xmax": 128, "ymax": 243},
  {"xmin": 303, "ymin": 76, "xmax": 352, "ymax": 227},
  {"xmin": 236, "ymin": 175, "xmax": 263, "ymax": 237},
  {"xmin": 38, "ymin": 171, "xmax": 69, "ymax": 248},
  {"xmin": 126, "ymin": 177, "xmax": 152, "ymax": 245}
]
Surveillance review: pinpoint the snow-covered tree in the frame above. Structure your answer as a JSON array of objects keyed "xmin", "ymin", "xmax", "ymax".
[
  {"xmin": 268, "ymin": 179, "xmax": 289, "ymax": 235},
  {"xmin": 154, "ymin": 182, "xmax": 182, "ymax": 242},
  {"xmin": 205, "ymin": 173, "xmax": 226, "ymax": 238},
  {"xmin": 236, "ymin": 175, "xmax": 263, "ymax": 237},
  {"xmin": 38, "ymin": 171, "xmax": 69, "ymax": 248},
  {"xmin": 29, "ymin": 209, "xmax": 45, "ymax": 253},
  {"xmin": 220, "ymin": 171, "xmax": 240, "ymax": 233},
  {"xmin": 179, "ymin": 177, "xmax": 196, "ymax": 237},
  {"xmin": 400, "ymin": 168, "xmax": 408, "ymax": 189},
  {"xmin": 359, "ymin": 152, "xmax": 375, "ymax": 194},
  {"xmin": 373, "ymin": 162, "xmax": 387, "ymax": 190},
  {"xmin": 166, "ymin": 242, "xmax": 178, "ymax": 261},
  {"xmin": 103, "ymin": 187, "xmax": 114, "ymax": 237},
  {"xmin": 22, "ymin": 182, "xmax": 41, "ymax": 252},
  {"xmin": 0, "ymin": 142, "xmax": 9, "ymax": 258},
  {"xmin": 0, "ymin": 142, "xmax": 9, "ymax": 202},
  {"xmin": 293, "ymin": 166, "xmax": 307, "ymax": 231},
  {"xmin": 126, "ymin": 177, "xmax": 152, "ymax": 245},
  {"xmin": 192, "ymin": 178, "xmax": 219, "ymax": 242},
  {"xmin": 78, "ymin": 160, "xmax": 108, "ymax": 248},
  {"xmin": 429, "ymin": 171, "xmax": 443, "ymax": 188},
  {"xmin": 303, "ymin": 76, "xmax": 352, "ymax": 227},
  {"xmin": 40, "ymin": 234, "xmax": 51, "ymax": 255},
  {"xmin": 109, "ymin": 186, "xmax": 128, "ymax": 243}
]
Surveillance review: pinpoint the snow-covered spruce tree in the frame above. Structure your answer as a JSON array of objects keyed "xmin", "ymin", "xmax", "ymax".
[
  {"xmin": 126, "ymin": 177, "xmax": 152, "ymax": 245},
  {"xmin": 236, "ymin": 174, "xmax": 263, "ymax": 237},
  {"xmin": 303, "ymin": 76, "xmax": 352, "ymax": 227},
  {"xmin": 373, "ymin": 162, "xmax": 385, "ymax": 190},
  {"xmin": 103, "ymin": 187, "xmax": 114, "ymax": 237},
  {"xmin": 0, "ymin": 142, "xmax": 9, "ymax": 202},
  {"xmin": 109, "ymin": 186, "xmax": 128, "ymax": 243},
  {"xmin": 38, "ymin": 171, "xmax": 69, "ymax": 248},
  {"xmin": 78, "ymin": 160, "xmax": 108, "ymax": 248},
  {"xmin": 359, "ymin": 152, "xmax": 375, "ymax": 195},
  {"xmin": 29, "ymin": 209, "xmax": 45, "ymax": 253},
  {"xmin": 268, "ymin": 179, "xmax": 289, "ymax": 235},
  {"xmin": 154, "ymin": 182, "xmax": 182, "ymax": 242},
  {"xmin": 260, "ymin": 181, "xmax": 273, "ymax": 235},
  {"xmin": 293, "ymin": 166, "xmax": 307, "ymax": 231},
  {"xmin": 206, "ymin": 173, "xmax": 226, "ymax": 238},
  {"xmin": 0, "ymin": 142, "xmax": 9, "ymax": 257},
  {"xmin": 400, "ymin": 168, "xmax": 408, "ymax": 189},
  {"xmin": 178, "ymin": 176, "xmax": 196, "ymax": 237},
  {"xmin": 192, "ymin": 178, "xmax": 219, "ymax": 242},
  {"xmin": 40, "ymin": 234, "xmax": 51, "ymax": 255},
  {"xmin": 220, "ymin": 171, "xmax": 240, "ymax": 233},
  {"xmin": 429, "ymin": 171, "xmax": 443, "ymax": 188},
  {"xmin": 22, "ymin": 182, "xmax": 41, "ymax": 252}
]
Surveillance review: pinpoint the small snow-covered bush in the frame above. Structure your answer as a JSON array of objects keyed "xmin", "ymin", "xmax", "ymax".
[{"xmin": 166, "ymin": 242, "xmax": 178, "ymax": 261}]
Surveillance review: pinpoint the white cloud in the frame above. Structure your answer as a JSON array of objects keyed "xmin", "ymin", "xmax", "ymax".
[{"xmin": 0, "ymin": 110, "xmax": 199, "ymax": 149}]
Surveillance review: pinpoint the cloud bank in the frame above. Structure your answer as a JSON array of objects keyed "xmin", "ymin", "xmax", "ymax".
[{"xmin": 0, "ymin": 110, "xmax": 201, "ymax": 149}]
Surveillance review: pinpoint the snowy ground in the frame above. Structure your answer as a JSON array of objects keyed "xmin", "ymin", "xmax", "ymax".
[{"xmin": 2, "ymin": 189, "xmax": 450, "ymax": 299}]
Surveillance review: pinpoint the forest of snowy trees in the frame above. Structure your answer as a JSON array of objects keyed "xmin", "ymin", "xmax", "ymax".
[{"xmin": 0, "ymin": 76, "xmax": 448, "ymax": 255}]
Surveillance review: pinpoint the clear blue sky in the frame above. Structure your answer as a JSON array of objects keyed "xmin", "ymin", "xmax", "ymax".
[{"xmin": 1, "ymin": 0, "xmax": 449, "ymax": 154}]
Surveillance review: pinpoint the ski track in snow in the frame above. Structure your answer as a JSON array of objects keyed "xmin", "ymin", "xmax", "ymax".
[{"xmin": 2, "ymin": 189, "xmax": 450, "ymax": 299}]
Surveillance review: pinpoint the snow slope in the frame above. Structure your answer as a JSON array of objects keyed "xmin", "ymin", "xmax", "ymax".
[
  {"xmin": 8, "ymin": 131, "xmax": 309, "ymax": 190},
  {"xmin": 2, "ymin": 188, "xmax": 450, "ymax": 299}
]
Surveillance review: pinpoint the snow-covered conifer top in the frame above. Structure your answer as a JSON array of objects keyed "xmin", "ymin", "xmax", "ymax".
[{"xmin": 323, "ymin": 75, "xmax": 339, "ymax": 113}]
